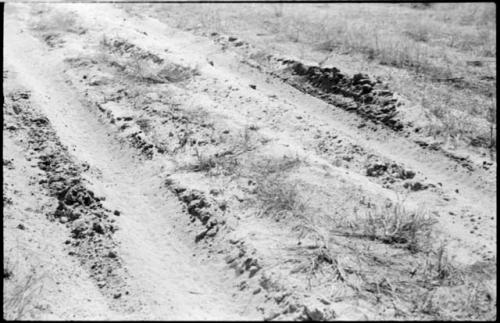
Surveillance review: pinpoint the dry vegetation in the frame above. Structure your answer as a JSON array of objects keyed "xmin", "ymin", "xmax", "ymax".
[
  {"xmin": 98, "ymin": 35, "xmax": 200, "ymax": 85},
  {"xmin": 133, "ymin": 2, "xmax": 496, "ymax": 153},
  {"xmin": 182, "ymin": 144, "xmax": 494, "ymax": 319}
]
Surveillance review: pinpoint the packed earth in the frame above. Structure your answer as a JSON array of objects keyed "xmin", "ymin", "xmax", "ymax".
[{"xmin": 3, "ymin": 2, "xmax": 497, "ymax": 320}]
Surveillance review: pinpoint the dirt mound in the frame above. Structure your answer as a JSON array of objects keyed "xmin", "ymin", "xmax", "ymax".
[{"xmin": 276, "ymin": 60, "xmax": 403, "ymax": 130}]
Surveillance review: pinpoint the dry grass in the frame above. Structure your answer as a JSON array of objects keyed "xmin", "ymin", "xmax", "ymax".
[
  {"xmin": 178, "ymin": 125, "xmax": 259, "ymax": 175},
  {"xmin": 249, "ymin": 155, "xmax": 306, "ymax": 220},
  {"xmin": 98, "ymin": 35, "xmax": 199, "ymax": 85},
  {"xmin": 337, "ymin": 202, "xmax": 437, "ymax": 253},
  {"xmin": 132, "ymin": 2, "xmax": 496, "ymax": 152}
]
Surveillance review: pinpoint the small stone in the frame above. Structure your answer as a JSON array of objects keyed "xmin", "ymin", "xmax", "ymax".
[
  {"xmin": 249, "ymin": 265, "xmax": 260, "ymax": 278},
  {"xmin": 113, "ymin": 210, "xmax": 120, "ymax": 216},
  {"xmin": 93, "ymin": 222, "xmax": 105, "ymax": 234},
  {"xmin": 17, "ymin": 224, "xmax": 25, "ymax": 230},
  {"xmin": 195, "ymin": 229, "xmax": 208, "ymax": 242},
  {"xmin": 319, "ymin": 298, "xmax": 331, "ymax": 305},
  {"xmin": 304, "ymin": 306, "xmax": 326, "ymax": 320}
]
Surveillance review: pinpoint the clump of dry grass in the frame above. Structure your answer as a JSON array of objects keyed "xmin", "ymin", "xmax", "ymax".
[
  {"xmin": 178, "ymin": 125, "xmax": 259, "ymax": 175},
  {"xmin": 98, "ymin": 35, "xmax": 199, "ymax": 84},
  {"xmin": 334, "ymin": 202, "xmax": 437, "ymax": 253},
  {"xmin": 157, "ymin": 63, "xmax": 200, "ymax": 83},
  {"xmin": 248, "ymin": 155, "xmax": 305, "ymax": 220}
]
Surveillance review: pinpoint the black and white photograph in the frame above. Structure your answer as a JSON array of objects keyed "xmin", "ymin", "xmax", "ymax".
[{"xmin": 2, "ymin": 0, "xmax": 497, "ymax": 320}]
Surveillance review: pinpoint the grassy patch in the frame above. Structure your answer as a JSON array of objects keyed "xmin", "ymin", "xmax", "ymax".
[
  {"xmin": 137, "ymin": 2, "xmax": 496, "ymax": 151},
  {"xmin": 178, "ymin": 125, "xmax": 259, "ymax": 175},
  {"xmin": 247, "ymin": 155, "xmax": 306, "ymax": 220},
  {"xmin": 98, "ymin": 36, "xmax": 199, "ymax": 84},
  {"xmin": 337, "ymin": 202, "xmax": 437, "ymax": 252}
]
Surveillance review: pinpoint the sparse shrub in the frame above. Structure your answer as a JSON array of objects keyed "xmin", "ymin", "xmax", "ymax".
[
  {"xmin": 157, "ymin": 63, "xmax": 200, "ymax": 83},
  {"xmin": 180, "ymin": 126, "xmax": 259, "ymax": 175},
  {"xmin": 256, "ymin": 176, "xmax": 304, "ymax": 220},
  {"xmin": 249, "ymin": 155, "xmax": 305, "ymax": 220},
  {"xmin": 181, "ymin": 147, "xmax": 240, "ymax": 175},
  {"xmin": 190, "ymin": 148, "xmax": 218, "ymax": 172},
  {"xmin": 99, "ymin": 36, "xmax": 199, "ymax": 84}
]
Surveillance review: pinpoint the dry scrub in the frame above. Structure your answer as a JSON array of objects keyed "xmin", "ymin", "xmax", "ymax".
[
  {"xmin": 134, "ymin": 2, "xmax": 496, "ymax": 153},
  {"xmin": 99, "ymin": 36, "xmax": 200, "ymax": 84},
  {"xmin": 335, "ymin": 202, "xmax": 436, "ymax": 253}
]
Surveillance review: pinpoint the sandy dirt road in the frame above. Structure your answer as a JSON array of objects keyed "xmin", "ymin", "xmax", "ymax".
[
  {"xmin": 4, "ymin": 3, "xmax": 257, "ymax": 320},
  {"xmin": 3, "ymin": 2, "xmax": 496, "ymax": 320}
]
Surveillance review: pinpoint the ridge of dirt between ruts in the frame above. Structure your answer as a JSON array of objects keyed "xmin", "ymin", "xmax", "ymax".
[{"xmin": 3, "ymin": 89, "xmax": 133, "ymax": 308}]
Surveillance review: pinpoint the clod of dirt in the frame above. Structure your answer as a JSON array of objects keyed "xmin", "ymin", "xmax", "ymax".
[
  {"xmin": 43, "ymin": 33, "xmax": 65, "ymax": 48},
  {"xmin": 403, "ymin": 181, "xmax": 428, "ymax": 191},
  {"xmin": 366, "ymin": 162, "xmax": 415, "ymax": 180}
]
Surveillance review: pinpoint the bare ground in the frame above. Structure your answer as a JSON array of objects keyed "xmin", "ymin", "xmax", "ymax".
[{"xmin": 3, "ymin": 3, "xmax": 497, "ymax": 321}]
